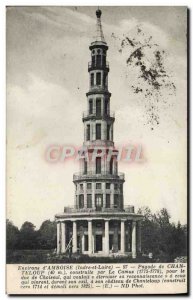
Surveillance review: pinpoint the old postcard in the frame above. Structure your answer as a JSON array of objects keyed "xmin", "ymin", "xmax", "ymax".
[{"xmin": 6, "ymin": 6, "xmax": 188, "ymax": 294}]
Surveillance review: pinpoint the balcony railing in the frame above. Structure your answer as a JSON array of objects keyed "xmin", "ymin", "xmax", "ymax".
[
  {"xmin": 82, "ymin": 111, "xmax": 115, "ymax": 119},
  {"xmin": 63, "ymin": 205, "xmax": 135, "ymax": 214},
  {"xmin": 124, "ymin": 205, "xmax": 135, "ymax": 213},
  {"xmin": 73, "ymin": 171, "xmax": 125, "ymax": 181},
  {"xmin": 88, "ymin": 61, "xmax": 109, "ymax": 70},
  {"xmin": 88, "ymin": 85, "xmax": 109, "ymax": 93},
  {"xmin": 76, "ymin": 189, "xmax": 121, "ymax": 195}
]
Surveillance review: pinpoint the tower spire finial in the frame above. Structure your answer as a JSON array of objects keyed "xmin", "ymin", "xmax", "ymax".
[
  {"xmin": 96, "ymin": 7, "xmax": 102, "ymax": 19},
  {"xmin": 93, "ymin": 7, "xmax": 106, "ymax": 44}
]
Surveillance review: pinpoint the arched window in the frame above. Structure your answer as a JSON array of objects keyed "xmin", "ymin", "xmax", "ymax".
[
  {"xmin": 96, "ymin": 183, "xmax": 101, "ymax": 189},
  {"xmin": 96, "ymin": 157, "xmax": 101, "ymax": 174},
  {"xmin": 114, "ymin": 194, "xmax": 119, "ymax": 208},
  {"xmin": 96, "ymin": 98, "xmax": 101, "ymax": 116},
  {"xmin": 79, "ymin": 194, "xmax": 84, "ymax": 208},
  {"xmin": 102, "ymin": 54, "xmax": 106, "ymax": 66},
  {"xmin": 87, "ymin": 194, "xmax": 92, "ymax": 208},
  {"xmin": 96, "ymin": 124, "xmax": 101, "ymax": 139},
  {"xmin": 89, "ymin": 99, "xmax": 93, "ymax": 114},
  {"xmin": 95, "ymin": 49, "xmax": 101, "ymax": 66},
  {"xmin": 87, "ymin": 182, "xmax": 92, "ymax": 189},
  {"xmin": 104, "ymin": 99, "xmax": 108, "ymax": 114},
  {"xmin": 106, "ymin": 182, "xmax": 110, "ymax": 189},
  {"xmin": 83, "ymin": 159, "xmax": 87, "ymax": 174},
  {"xmin": 103, "ymin": 72, "xmax": 107, "ymax": 87},
  {"xmin": 106, "ymin": 194, "xmax": 110, "ymax": 208},
  {"xmin": 96, "ymin": 72, "xmax": 101, "ymax": 85},
  {"xmin": 92, "ymin": 55, "xmax": 95, "ymax": 66},
  {"xmin": 110, "ymin": 157, "xmax": 113, "ymax": 174},
  {"xmin": 95, "ymin": 194, "xmax": 103, "ymax": 211},
  {"xmin": 86, "ymin": 124, "xmax": 90, "ymax": 141},
  {"xmin": 107, "ymin": 124, "xmax": 110, "ymax": 140},
  {"xmin": 90, "ymin": 73, "xmax": 94, "ymax": 86}
]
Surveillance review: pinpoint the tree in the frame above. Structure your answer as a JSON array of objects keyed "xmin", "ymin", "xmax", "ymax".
[
  {"xmin": 138, "ymin": 206, "xmax": 187, "ymax": 261},
  {"xmin": 137, "ymin": 206, "xmax": 161, "ymax": 255},
  {"xmin": 154, "ymin": 208, "xmax": 172, "ymax": 256},
  {"xmin": 19, "ymin": 221, "xmax": 38, "ymax": 249},
  {"xmin": 37, "ymin": 220, "xmax": 56, "ymax": 249},
  {"xmin": 169, "ymin": 222, "xmax": 187, "ymax": 258},
  {"xmin": 6, "ymin": 219, "xmax": 20, "ymax": 249},
  {"xmin": 156, "ymin": 208, "xmax": 171, "ymax": 227},
  {"xmin": 138, "ymin": 206, "xmax": 153, "ymax": 221}
]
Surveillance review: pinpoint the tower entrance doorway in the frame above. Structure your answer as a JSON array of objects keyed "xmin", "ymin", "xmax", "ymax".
[{"xmin": 95, "ymin": 235, "xmax": 103, "ymax": 252}]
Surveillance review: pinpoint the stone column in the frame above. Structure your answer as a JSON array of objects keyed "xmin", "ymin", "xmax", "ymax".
[
  {"xmin": 132, "ymin": 220, "xmax": 137, "ymax": 258},
  {"xmin": 79, "ymin": 225, "xmax": 84, "ymax": 254},
  {"xmin": 57, "ymin": 222, "xmax": 61, "ymax": 254},
  {"xmin": 121, "ymin": 220, "xmax": 125, "ymax": 254},
  {"xmin": 113, "ymin": 223, "xmax": 119, "ymax": 252},
  {"xmin": 61, "ymin": 222, "xmax": 66, "ymax": 253},
  {"xmin": 137, "ymin": 221, "xmax": 142, "ymax": 253},
  {"xmin": 127, "ymin": 222, "xmax": 131, "ymax": 252},
  {"xmin": 94, "ymin": 70, "xmax": 96, "ymax": 86},
  {"xmin": 88, "ymin": 220, "xmax": 93, "ymax": 254},
  {"xmin": 72, "ymin": 221, "xmax": 77, "ymax": 253},
  {"xmin": 104, "ymin": 220, "xmax": 109, "ymax": 255},
  {"xmin": 82, "ymin": 234, "xmax": 85, "ymax": 253}
]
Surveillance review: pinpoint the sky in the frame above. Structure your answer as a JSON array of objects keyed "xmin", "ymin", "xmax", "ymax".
[{"xmin": 6, "ymin": 6, "xmax": 187, "ymax": 229}]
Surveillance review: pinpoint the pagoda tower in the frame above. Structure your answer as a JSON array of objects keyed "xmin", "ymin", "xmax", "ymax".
[{"xmin": 55, "ymin": 9, "xmax": 143, "ymax": 258}]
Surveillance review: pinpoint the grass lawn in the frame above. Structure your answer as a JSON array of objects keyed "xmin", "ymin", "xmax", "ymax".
[{"xmin": 7, "ymin": 249, "xmax": 156, "ymax": 264}]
